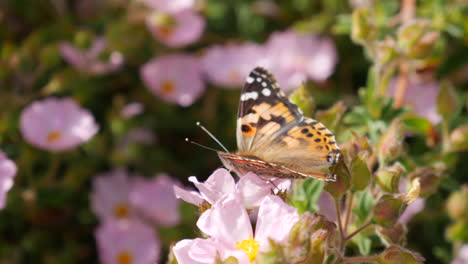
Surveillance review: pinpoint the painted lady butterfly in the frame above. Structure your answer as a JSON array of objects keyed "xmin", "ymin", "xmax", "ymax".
[{"xmin": 217, "ymin": 67, "xmax": 341, "ymax": 181}]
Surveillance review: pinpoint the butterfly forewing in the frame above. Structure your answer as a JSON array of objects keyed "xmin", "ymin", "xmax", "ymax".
[{"xmin": 226, "ymin": 66, "xmax": 341, "ymax": 181}]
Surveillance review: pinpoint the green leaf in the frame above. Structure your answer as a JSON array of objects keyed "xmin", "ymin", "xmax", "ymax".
[
  {"xmin": 291, "ymin": 179, "xmax": 324, "ymax": 213},
  {"xmin": 355, "ymin": 233, "xmax": 372, "ymax": 256},
  {"xmin": 352, "ymin": 190, "xmax": 375, "ymax": 225},
  {"xmin": 401, "ymin": 114, "xmax": 433, "ymax": 135}
]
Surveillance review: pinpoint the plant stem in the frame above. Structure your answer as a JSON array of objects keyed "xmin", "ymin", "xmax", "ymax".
[
  {"xmin": 344, "ymin": 192, "xmax": 354, "ymax": 235},
  {"xmin": 45, "ymin": 154, "xmax": 61, "ymax": 185},
  {"xmin": 342, "ymin": 255, "xmax": 379, "ymax": 263},
  {"xmin": 334, "ymin": 198, "xmax": 345, "ymax": 251},
  {"xmin": 345, "ymin": 221, "xmax": 372, "ymax": 241}
]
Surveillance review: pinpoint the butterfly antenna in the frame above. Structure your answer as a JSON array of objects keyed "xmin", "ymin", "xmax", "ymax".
[
  {"xmin": 185, "ymin": 138, "xmax": 220, "ymax": 152},
  {"xmin": 196, "ymin": 122, "xmax": 229, "ymax": 152}
]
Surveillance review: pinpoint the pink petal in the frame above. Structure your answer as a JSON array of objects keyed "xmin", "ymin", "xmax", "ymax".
[
  {"xmin": 197, "ymin": 193, "xmax": 252, "ymax": 248},
  {"xmin": 173, "ymin": 238, "xmax": 218, "ymax": 264},
  {"xmin": 188, "ymin": 168, "xmax": 235, "ymax": 204},
  {"xmin": 255, "ymin": 195, "xmax": 299, "ymax": 251},
  {"xmin": 173, "ymin": 185, "xmax": 204, "ymax": 206},
  {"xmin": 235, "ymin": 172, "xmax": 275, "ymax": 208}
]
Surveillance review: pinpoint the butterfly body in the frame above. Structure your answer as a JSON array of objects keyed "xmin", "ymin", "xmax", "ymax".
[{"xmin": 218, "ymin": 67, "xmax": 341, "ymax": 181}]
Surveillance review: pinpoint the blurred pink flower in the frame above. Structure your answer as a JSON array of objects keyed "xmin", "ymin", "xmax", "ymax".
[
  {"xmin": 120, "ymin": 127, "xmax": 156, "ymax": 147},
  {"xmin": 20, "ymin": 97, "xmax": 99, "ymax": 152},
  {"xmin": 174, "ymin": 194, "xmax": 299, "ymax": 263},
  {"xmin": 59, "ymin": 37, "xmax": 124, "ymax": 75},
  {"xmin": 318, "ymin": 191, "xmax": 336, "ymax": 222},
  {"xmin": 130, "ymin": 174, "xmax": 181, "ymax": 226},
  {"xmin": 398, "ymin": 197, "xmax": 425, "ymax": 225},
  {"xmin": 96, "ymin": 220, "xmax": 160, "ymax": 264},
  {"xmin": 146, "ymin": 9, "xmax": 205, "ymax": 47},
  {"xmin": 452, "ymin": 244, "xmax": 468, "ymax": 264},
  {"xmin": 202, "ymin": 43, "xmax": 266, "ymax": 88},
  {"xmin": 121, "ymin": 102, "xmax": 144, "ymax": 119},
  {"xmin": 141, "ymin": 0, "xmax": 195, "ymax": 13},
  {"xmin": 91, "ymin": 168, "xmax": 138, "ymax": 221},
  {"xmin": 0, "ymin": 151, "xmax": 16, "ymax": 209},
  {"xmin": 141, "ymin": 54, "xmax": 205, "ymax": 107},
  {"xmin": 388, "ymin": 77, "xmax": 441, "ymax": 124},
  {"xmin": 264, "ymin": 30, "xmax": 337, "ymax": 91},
  {"xmin": 173, "ymin": 168, "xmax": 290, "ymax": 209}
]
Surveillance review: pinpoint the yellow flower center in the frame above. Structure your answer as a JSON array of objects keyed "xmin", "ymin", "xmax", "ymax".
[
  {"xmin": 161, "ymin": 80, "xmax": 175, "ymax": 94},
  {"xmin": 47, "ymin": 131, "xmax": 62, "ymax": 143},
  {"xmin": 113, "ymin": 203, "xmax": 130, "ymax": 218},
  {"xmin": 116, "ymin": 251, "xmax": 133, "ymax": 264},
  {"xmin": 158, "ymin": 26, "xmax": 174, "ymax": 39},
  {"xmin": 235, "ymin": 235, "xmax": 260, "ymax": 263}
]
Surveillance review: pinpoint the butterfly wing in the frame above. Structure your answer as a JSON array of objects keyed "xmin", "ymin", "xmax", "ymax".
[{"xmin": 236, "ymin": 67, "xmax": 340, "ymax": 179}]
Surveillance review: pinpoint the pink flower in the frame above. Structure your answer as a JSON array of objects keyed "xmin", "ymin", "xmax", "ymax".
[
  {"xmin": 174, "ymin": 194, "xmax": 299, "ymax": 263},
  {"xmin": 121, "ymin": 102, "xmax": 144, "ymax": 119},
  {"xmin": 264, "ymin": 30, "xmax": 337, "ymax": 91},
  {"xmin": 388, "ymin": 77, "xmax": 441, "ymax": 124},
  {"xmin": 130, "ymin": 174, "xmax": 181, "ymax": 226},
  {"xmin": 20, "ymin": 97, "xmax": 99, "ymax": 152},
  {"xmin": 173, "ymin": 238, "xmax": 219, "ymax": 264},
  {"xmin": 91, "ymin": 168, "xmax": 137, "ymax": 221},
  {"xmin": 141, "ymin": 0, "xmax": 195, "ymax": 13},
  {"xmin": 59, "ymin": 37, "xmax": 124, "ymax": 75},
  {"xmin": 452, "ymin": 244, "xmax": 468, "ymax": 264},
  {"xmin": 398, "ymin": 198, "xmax": 425, "ymax": 225},
  {"xmin": 141, "ymin": 54, "xmax": 205, "ymax": 107},
  {"xmin": 173, "ymin": 168, "xmax": 290, "ymax": 209},
  {"xmin": 0, "ymin": 151, "xmax": 16, "ymax": 209},
  {"xmin": 119, "ymin": 127, "xmax": 156, "ymax": 147},
  {"xmin": 146, "ymin": 9, "xmax": 205, "ymax": 47},
  {"xmin": 202, "ymin": 43, "xmax": 266, "ymax": 88},
  {"xmin": 96, "ymin": 220, "xmax": 160, "ymax": 264}
]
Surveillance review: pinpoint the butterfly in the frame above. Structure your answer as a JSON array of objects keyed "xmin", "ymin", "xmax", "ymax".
[{"xmin": 217, "ymin": 67, "xmax": 341, "ymax": 181}]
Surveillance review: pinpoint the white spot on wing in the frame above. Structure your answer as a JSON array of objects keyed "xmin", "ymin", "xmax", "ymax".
[
  {"xmin": 262, "ymin": 82, "xmax": 267, "ymax": 87},
  {"xmin": 261, "ymin": 88, "xmax": 271, "ymax": 96},
  {"xmin": 256, "ymin": 77, "xmax": 262, "ymax": 82},
  {"xmin": 241, "ymin": 91, "xmax": 258, "ymax": 101},
  {"xmin": 246, "ymin": 76, "xmax": 254, "ymax": 84}
]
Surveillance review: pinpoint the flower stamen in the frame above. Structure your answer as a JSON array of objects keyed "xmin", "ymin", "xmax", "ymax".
[
  {"xmin": 161, "ymin": 80, "xmax": 175, "ymax": 94},
  {"xmin": 116, "ymin": 250, "xmax": 133, "ymax": 264},
  {"xmin": 113, "ymin": 202, "xmax": 130, "ymax": 218},
  {"xmin": 235, "ymin": 235, "xmax": 260, "ymax": 263},
  {"xmin": 47, "ymin": 131, "xmax": 62, "ymax": 143}
]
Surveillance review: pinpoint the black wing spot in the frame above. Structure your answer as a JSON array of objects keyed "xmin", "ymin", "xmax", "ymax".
[
  {"xmin": 314, "ymin": 138, "xmax": 321, "ymax": 143},
  {"xmin": 307, "ymin": 133, "xmax": 314, "ymax": 138},
  {"xmin": 329, "ymin": 141, "xmax": 336, "ymax": 145},
  {"xmin": 241, "ymin": 124, "xmax": 251, "ymax": 132},
  {"xmin": 301, "ymin": 128, "xmax": 309, "ymax": 134},
  {"xmin": 325, "ymin": 133, "xmax": 333, "ymax": 137},
  {"xmin": 318, "ymin": 127, "xmax": 326, "ymax": 130},
  {"xmin": 310, "ymin": 121, "xmax": 318, "ymax": 125},
  {"xmin": 326, "ymin": 145, "xmax": 330, "ymax": 150},
  {"xmin": 317, "ymin": 131, "xmax": 322, "ymax": 135}
]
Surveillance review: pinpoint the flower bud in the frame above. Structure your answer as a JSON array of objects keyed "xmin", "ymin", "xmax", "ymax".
[
  {"xmin": 256, "ymin": 239, "xmax": 286, "ymax": 264},
  {"xmin": 285, "ymin": 212, "xmax": 336, "ymax": 262},
  {"xmin": 446, "ymin": 220, "xmax": 468, "ymax": 242},
  {"xmin": 397, "ymin": 20, "xmax": 439, "ymax": 59},
  {"xmin": 373, "ymin": 195, "xmax": 406, "ymax": 228},
  {"xmin": 307, "ymin": 229, "xmax": 328, "ymax": 264},
  {"xmin": 315, "ymin": 101, "xmax": 347, "ymax": 132},
  {"xmin": 378, "ymin": 245, "xmax": 425, "ymax": 264},
  {"xmin": 404, "ymin": 178, "xmax": 421, "ymax": 205},
  {"xmin": 340, "ymin": 132, "xmax": 372, "ymax": 166},
  {"xmin": 377, "ymin": 119, "xmax": 404, "ymax": 165},
  {"xmin": 350, "ymin": 152, "xmax": 371, "ymax": 191},
  {"xmin": 289, "ymin": 83, "xmax": 315, "ymax": 116},
  {"xmin": 446, "ymin": 185, "xmax": 468, "ymax": 220},
  {"xmin": 407, "ymin": 164, "xmax": 445, "ymax": 197},
  {"xmin": 450, "ymin": 124, "xmax": 468, "ymax": 152},
  {"xmin": 437, "ymin": 81, "xmax": 458, "ymax": 119},
  {"xmin": 375, "ymin": 163, "xmax": 405, "ymax": 193},
  {"xmin": 376, "ymin": 223, "xmax": 407, "ymax": 246},
  {"xmin": 199, "ymin": 200, "xmax": 211, "ymax": 214},
  {"xmin": 351, "ymin": 8, "xmax": 375, "ymax": 44},
  {"xmin": 376, "ymin": 37, "xmax": 398, "ymax": 64},
  {"xmin": 325, "ymin": 158, "xmax": 351, "ymax": 199}
]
